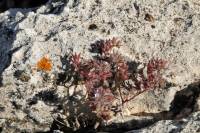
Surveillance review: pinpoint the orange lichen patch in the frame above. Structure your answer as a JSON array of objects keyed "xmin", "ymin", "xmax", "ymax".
[{"xmin": 36, "ymin": 56, "xmax": 52, "ymax": 72}]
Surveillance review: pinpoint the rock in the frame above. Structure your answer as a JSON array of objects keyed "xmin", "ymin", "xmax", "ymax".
[
  {"xmin": 0, "ymin": 0, "xmax": 200, "ymax": 132},
  {"xmin": 123, "ymin": 87, "xmax": 178, "ymax": 115},
  {"xmin": 127, "ymin": 111, "xmax": 200, "ymax": 133}
]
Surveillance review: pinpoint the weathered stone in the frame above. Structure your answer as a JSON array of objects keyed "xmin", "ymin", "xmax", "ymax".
[
  {"xmin": 0, "ymin": 0, "xmax": 200, "ymax": 132},
  {"xmin": 127, "ymin": 112, "xmax": 200, "ymax": 133}
]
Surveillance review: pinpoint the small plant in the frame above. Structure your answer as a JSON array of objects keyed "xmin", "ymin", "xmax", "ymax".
[{"xmin": 68, "ymin": 37, "xmax": 168, "ymax": 121}]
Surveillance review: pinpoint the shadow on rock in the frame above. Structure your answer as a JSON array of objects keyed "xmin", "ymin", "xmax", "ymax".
[
  {"xmin": 0, "ymin": 24, "xmax": 15, "ymax": 86},
  {"xmin": 0, "ymin": 0, "xmax": 48, "ymax": 12}
]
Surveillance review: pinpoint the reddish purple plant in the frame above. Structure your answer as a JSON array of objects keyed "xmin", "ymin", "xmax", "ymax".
[
  {"xmin": 123, "ymin": 58, "xmax": 168, "ymax": 103},
  {"xmin": 146, "ymin": 58, "xmax": 168, "ymax": 88},
  {"xmin": 90, "ymin": 37, "xmax": 121, "ymax": 56},
  {"xmin": 133, "ymin": 58, "xmax": 167, "ymax": 91},
  {"xmin": 69, "ymin": 38, "xmax": 168, "ymax": 120},
  {"xmin": 88, "ymin": 87, "xmax": 115, "ymax": 120},
  {"xmin": 71, "ymin": 53, "xmax": 81, "ymax": 71}
]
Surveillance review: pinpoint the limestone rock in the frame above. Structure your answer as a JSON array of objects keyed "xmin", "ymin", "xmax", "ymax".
[{"xmin": 0, "ymin": 0, "xmax": 200, "ymax": 132}]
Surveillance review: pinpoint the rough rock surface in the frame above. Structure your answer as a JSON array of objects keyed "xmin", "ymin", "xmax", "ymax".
[
  {"xmin": 127, "ymin": 111, "xmax": 200, "ymax": 133},
  {"xmin": 0, "ymin": 0, "xmax": 200, "ymax": 132}
]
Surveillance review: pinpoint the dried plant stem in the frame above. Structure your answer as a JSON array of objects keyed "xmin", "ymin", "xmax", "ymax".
[
  {"xmin": 51, "ymin": 114, "xmax": 70, "ymax": 128},
  {"xmin": 118, "ymin": 87, "xmax": 125, "ymax": 105},
  {"xmin": 123, "ymin": 89, "xmax": 147, "ymax": 103}
]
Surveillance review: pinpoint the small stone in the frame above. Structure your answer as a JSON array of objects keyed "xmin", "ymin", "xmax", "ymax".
[
  {"xmin": 88, "ymin": 24, "xmax": 98, "ymax": 30},
  {"xmin": 144, "ymin": 13, "xmax": 155, "ymax": 22}
]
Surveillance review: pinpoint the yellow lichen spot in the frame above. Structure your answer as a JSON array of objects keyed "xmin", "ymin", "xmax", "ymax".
[{"xmin": 37, "ymin": 56, "xmax": 52, "ymax": 72}]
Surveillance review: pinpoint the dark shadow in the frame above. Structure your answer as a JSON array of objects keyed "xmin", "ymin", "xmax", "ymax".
[
  {"xmin": 37, "ymin": 87, "xmax": 98, "ymax": 133},
  {"xmin": 56, "ymin": 54, "xmax": 73, "ymax": 85},
  {"xmin": 0, "ymin": 0, "xmax": 82, "ymax": 15},
  {"xmin": 27, "ymin": 89, "xmax": 61, "ymax": 106},
  {"xmin": 89, "ymin": 39, "xmax": 105, "ymax": 56},
  {"xmin": 0, "ymin": 0, "xmax": 48, "ymax": 13},
  {"xmin": 170, "ymin": 81, "xmax": 200, "ymax": 118},
  {"xmin": 0, "ymin": 23, "xmax": 15, "ymax": 86},
  {"xmin": 127, "ymin": 61, "xmax": 140, "ymax": 74}
]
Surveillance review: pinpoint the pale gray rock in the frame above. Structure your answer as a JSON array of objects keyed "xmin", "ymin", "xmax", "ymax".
[{"xmin": 0, "ymin": 0, "xmax": 199, "ymax": 132}]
